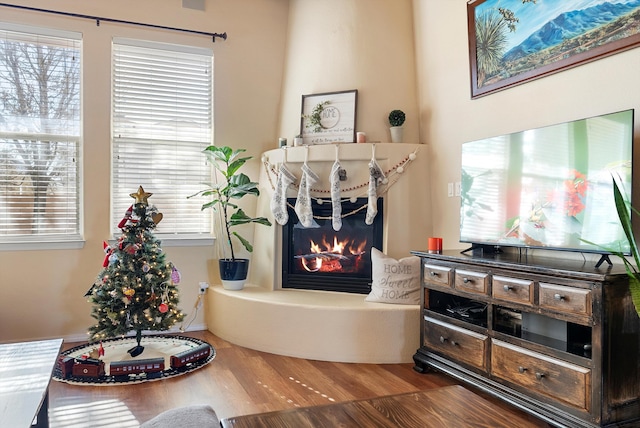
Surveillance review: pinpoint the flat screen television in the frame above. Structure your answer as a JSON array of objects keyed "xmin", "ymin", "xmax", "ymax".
[{"xmin": 460, "ymin": 109, "xmax": 634, "ymax": 257}]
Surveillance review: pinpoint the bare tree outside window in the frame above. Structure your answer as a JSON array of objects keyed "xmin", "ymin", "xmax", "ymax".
[{"xmin": 0, "ymin": 28, "xmax": 81, "ymax": 239}]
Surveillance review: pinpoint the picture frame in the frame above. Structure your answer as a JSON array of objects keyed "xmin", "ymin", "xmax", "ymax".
[
  {"xmin": 468, "ymin": 0, "xmax": 640, "ymax": 98},
  {"xmin": 300, "ymin": 89, "xmax": 357, "ymax": 145}
]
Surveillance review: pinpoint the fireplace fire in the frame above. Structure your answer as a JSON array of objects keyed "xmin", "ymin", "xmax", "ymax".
[{"xmin": 282, "ymin": 198, "xmax": 383, "ymax": 294}]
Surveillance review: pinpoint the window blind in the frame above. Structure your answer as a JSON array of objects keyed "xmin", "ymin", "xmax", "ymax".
[
  {"xmin": 0, "ymin": 23, "xmax": 81, "ymax": 242},
  {"xmin": 112, "ymin": 39, "xmax": 213, "ymax": 237}
]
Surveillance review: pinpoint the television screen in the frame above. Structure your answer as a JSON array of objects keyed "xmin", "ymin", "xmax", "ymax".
[{"xmin": 460, "ymin": 109, "xmax": 633, "ymax": 254}]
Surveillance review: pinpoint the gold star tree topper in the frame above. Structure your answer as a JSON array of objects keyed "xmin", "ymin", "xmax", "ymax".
[{"xmin": 130, "ymin": 186, "xmax": 153, "ymax": 205}]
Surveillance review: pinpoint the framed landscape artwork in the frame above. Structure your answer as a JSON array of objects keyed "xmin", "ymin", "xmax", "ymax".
[
  {"xmin": 468, "ymin": 0, "xmax": 640, "ymax": 98},
  {"xmin": 300, "ymin": 90, "xmax": 357, "ymax": 145}
]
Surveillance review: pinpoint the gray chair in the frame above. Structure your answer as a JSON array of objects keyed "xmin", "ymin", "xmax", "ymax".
[{"xmin": 140, "ymin": 404, "xmax": 219, "ymax": 427}]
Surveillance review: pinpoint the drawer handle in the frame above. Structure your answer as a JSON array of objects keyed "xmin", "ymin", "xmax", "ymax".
[
  {"xmin": 439, "ymin": 336, "xmax": 457, "ymax": 346},
  {"xmin": 462, "ymin": 277, "xmax": 472, "ymax": 284},
  {"xmin": 535, "ymin": 372, "xmax": 545, "ymax": 380},
  {"xmin": 503, "ymin": 285, "xmax": 512, "ymax": 292},
  {"xmin": 430, "ymin": 271, "xmax": 439, "ymax": 277},
  {"xmin": 518, "ymin": 366, "xmax": 527, "ymax": 374},
  {"xmin": 554, "ymin": 293, "xmax": 565, "ymax": 301}
]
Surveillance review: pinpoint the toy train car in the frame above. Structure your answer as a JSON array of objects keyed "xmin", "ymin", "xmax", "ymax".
[
  {"xmin": 110, "ymin": 357, "xmax": 165, "ymax": 378},
  {"xmin": 170, "ymin": 343, "xmax": 211, "ymax": 369},
  {"xmin": 73, "ymin": 358, "xmax": 106, "ymax": 378},
  {"xmin": 58, "ymin": 356, "xmax": 106, "ymax": 378}
]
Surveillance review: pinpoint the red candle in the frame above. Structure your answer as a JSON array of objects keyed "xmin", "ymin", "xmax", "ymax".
[{"xmin": 428, "ymin": 237, "xmax": 443, "ymax": 254}]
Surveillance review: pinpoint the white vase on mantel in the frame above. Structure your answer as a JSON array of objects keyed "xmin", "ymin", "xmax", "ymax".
[{"xmin": 390, "ymin": 126, "xmax": 403, "ymax": 143}]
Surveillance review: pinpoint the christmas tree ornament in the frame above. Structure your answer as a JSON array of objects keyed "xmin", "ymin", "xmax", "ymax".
[
  {"xmin": 171, "ymin": 266, "xmax": 181, "ymax": 283},
  {"xmin": 130, "ymin": 186, "xmax": 153, "ymax": 205},
  {"xmin": 118, "ymin": 205, "xmax": 133, "ymax": 228},
  {"xmin": 102, "ymin": 241, "xmax": 112, "ymax": 267},
  {"xmin": 158, "ymin": 303, "xmax": 169, "ymax": 313},
  {"xmin": 124, "ymin": 243, "xmax": 139, "ymax": 254},
  {"xmin": 152, "ymin": 212, "xmax": 163, "ymax": 224},
  {"xmin": 142, "ymin": 263, "xmax": 150, "ymax": 273}
]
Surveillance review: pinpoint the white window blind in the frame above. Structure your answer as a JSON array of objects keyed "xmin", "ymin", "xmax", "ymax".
[
  {"xmin": 112, "ymin": 39, "xmax": 212, "ymax": 237},
  {"xmin": 0, "ymin": 23, "xmax": 81, "ymax": 243}
]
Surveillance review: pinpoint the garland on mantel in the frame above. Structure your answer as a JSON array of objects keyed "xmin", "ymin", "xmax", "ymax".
[{"xmin": 262, "ymin": 148, "xmax": 419, "ymax": 220}]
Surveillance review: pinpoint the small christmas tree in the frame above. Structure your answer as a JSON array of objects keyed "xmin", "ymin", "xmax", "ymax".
[{"xmin": 87, "ymin": 186, "xmax": 185, "ymax": 357}]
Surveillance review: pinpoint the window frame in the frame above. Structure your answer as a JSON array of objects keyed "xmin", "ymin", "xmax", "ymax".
[
  {"xmin": 110, "ymin": 38, "xmax": 214, "ymax": 245},
  {"xmin": 0, "ymin": 22, "xmax": 83, "ymax": 250}
]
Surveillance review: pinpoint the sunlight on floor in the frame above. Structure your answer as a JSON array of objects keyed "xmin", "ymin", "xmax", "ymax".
[{"xmin": 50, "ymin": 399, "xmax": 140, "ymax": 428}]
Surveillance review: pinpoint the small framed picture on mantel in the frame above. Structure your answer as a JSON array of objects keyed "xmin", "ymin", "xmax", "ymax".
[{"xmin": 300, "ymin": 89, "xmax": 357, "ymax": 145}]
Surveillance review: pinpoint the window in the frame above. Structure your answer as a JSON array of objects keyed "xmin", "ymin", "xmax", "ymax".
[
  {"xmin": 112, "ymin": 39, "xmax": 213, "ymax": 238},
  {"xmin": 0, "ymin": 23, "xmax": 81, "ymax": 244}
]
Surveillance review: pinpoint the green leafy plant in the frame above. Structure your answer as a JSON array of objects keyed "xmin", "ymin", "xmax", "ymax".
[
  {"xmin": 190, "ymin": 146, "xmax": 272, "ymax": 261},
  {"xmin": 388, "ymin": 109, "xmax": 406, "ymax": 127},
  {"xmin": 585, "ymin": 177, "xmax": 640, "ymax": 317},
  {"xmin": 608, "ymin": 178, "xmax": 640, "ymax": 317},
  {"xmin": 303, "ymin": 101, "xmax": 330, "ymax": 133}
]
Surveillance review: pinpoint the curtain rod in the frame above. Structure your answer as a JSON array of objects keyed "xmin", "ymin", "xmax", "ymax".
[{"xmin": 0, "ymin": 2, "xmax": 227, "ymax": 42}]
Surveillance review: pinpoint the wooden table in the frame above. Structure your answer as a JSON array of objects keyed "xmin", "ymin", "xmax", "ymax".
[
  {"xmin": 0, "ymin": 338, "xmax": 63, "ymax": 428},
  {"xmin": 221, "ymin": 384, "xmax": 546, "ymax": 427}
]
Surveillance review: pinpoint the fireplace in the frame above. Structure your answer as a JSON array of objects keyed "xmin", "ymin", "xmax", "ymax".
[{"xmin": 282, "ymin": 197, "xmax": 383, "ymax": 294}]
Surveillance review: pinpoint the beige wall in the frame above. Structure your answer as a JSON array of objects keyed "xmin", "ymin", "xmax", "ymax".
[
  {"xmin": 414, "ymin": 0, "xmax": 640, "ymax": 256},
  {"xmin": 279, "ymin": 0, "xmax": 419, "ymax": 145},
  {"xmin": 0, "ymin": 0, "xmax": 289, "ymax": 342}
]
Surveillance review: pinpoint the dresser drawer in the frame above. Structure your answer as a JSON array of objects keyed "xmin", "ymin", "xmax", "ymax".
[
  {"xmin": 491, "ymin": 340, "xmax": 591, "ymax": 411},
  {"xmin": 423, "ymin": 316, "xmax": 488, "ymax": 371},
  {"xmin": 539, "ymin": 283, "xmax": 591, "ymax": 316},
  {"xmin": 454, "ymin": 269, "xmax": 489, "ymax": 295},
  {"xmin": 423, "ymin": 264, "xmax": 452, "ymax": 287},
  {"xmin": 492, "ymin": 275, "xmax": 534, "ymax": 305}
]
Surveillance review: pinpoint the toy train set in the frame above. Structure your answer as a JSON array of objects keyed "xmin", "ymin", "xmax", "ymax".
[{"xmin": 57, "ymin": 342, "xmax": 212, "ymax": 382}]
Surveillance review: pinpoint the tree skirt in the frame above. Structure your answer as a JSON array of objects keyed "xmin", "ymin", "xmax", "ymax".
[{"xmin": 53, "ymin": 334, "xmax": 215, "ymax": 386}]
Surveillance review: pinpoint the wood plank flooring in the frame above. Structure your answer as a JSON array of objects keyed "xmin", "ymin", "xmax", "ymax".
[{"xmin": 48, "ymin": 330, "xmax": 550, "ymax": 427}]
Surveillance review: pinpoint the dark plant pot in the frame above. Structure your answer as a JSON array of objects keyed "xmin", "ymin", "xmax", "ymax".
[{"xmin": 219, "ymin": 258, "xmax": 249, "ymax": 290}]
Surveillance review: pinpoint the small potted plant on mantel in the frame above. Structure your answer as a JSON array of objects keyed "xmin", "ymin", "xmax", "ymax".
[
  {"xmin": 388, "ymin": 109, "xmax": 406, "ymax": 143},
  {"xmin": 190, "ymin": 145, "xmax": 272, "ymax": 290}
]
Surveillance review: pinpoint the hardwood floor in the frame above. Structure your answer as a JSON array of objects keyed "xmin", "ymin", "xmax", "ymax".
[{"xmin": 48, "ymin": 330, "xmax": 550, "ymax": 427}]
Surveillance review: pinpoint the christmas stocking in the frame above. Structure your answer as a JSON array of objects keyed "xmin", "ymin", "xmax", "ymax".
[
  {"xmin": 270, "ymin": 163, "xmax": 296, "ymax": 225},
  {"xmin": 295, "ymin": 163, "xmax": 319, "ymax": 228},
  {"xmin": 366, "ymin": 158, "xmax": 385, "ymax": 225},
  {"xmin": 330, "ymin": 159, "xmax": 342, "ymax": 231}
]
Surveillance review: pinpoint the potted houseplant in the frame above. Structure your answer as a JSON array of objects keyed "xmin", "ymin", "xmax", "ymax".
[
  {"xmin": 583, "ymin": 176, "xmax": 640, "ymax": 318},
  {"xmin": 388, "ymin": 109, "xmax": 405, "ymax": 143},
  {"xmin": 191, "ymin": 145, "xmax": 272, "ymax": 290},
  {"xmin": 604, "ymin": 178, "xmax": 640, "ymax": 317}
]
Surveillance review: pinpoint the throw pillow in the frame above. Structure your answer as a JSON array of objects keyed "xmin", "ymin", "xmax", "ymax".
[{"xmin": 365, "ymin": 247, "xmax": 420, "ymax": 304}]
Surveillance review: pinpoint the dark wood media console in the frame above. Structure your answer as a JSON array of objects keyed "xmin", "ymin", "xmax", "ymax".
[{"xmin": 411, "ymin": 250, "xmax": 640, "ymax": 428}]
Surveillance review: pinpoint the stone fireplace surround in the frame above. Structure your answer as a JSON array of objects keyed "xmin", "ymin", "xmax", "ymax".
[{"xmin": 205, "ymin": 143, "xmax": 432, "ymax": 363}]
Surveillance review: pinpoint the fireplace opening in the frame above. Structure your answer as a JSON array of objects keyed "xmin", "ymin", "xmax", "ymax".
[{"xmin": 282, "ymin": 197, "xmax": 383, "ymax": 294}]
